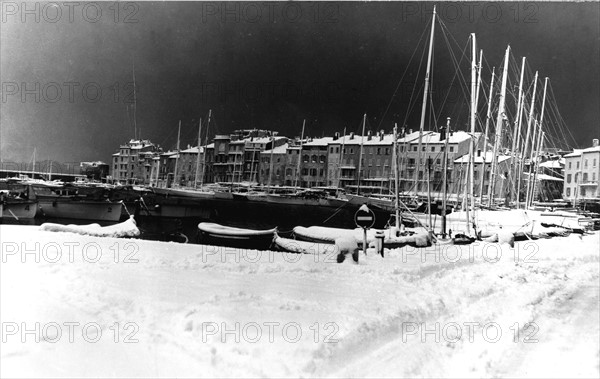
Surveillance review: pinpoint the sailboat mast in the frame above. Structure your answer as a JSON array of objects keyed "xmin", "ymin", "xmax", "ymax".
[
  {"xmin": 521, "ymin": 71, "xmax": 539, "ymax": 208},
  {"xmin": 393, "ymin": 124, "xmax": 401, "ymax": 229},
  {"xmin": 173, "ymin": 120, "xmax": 181, "ymax": 187},
  {"xmin": 267, "ymin": 135, "xmax": 275, "ymax": 192},
  {"xmin": 294, "ymin": 119, "xmax": 306, "ymax": 190},
  {"xmin": 194, "ymin": 117, "xmax": 202, "ymax": 189},
  {"xmin": 441, "ymin": 117, "xmax": 450, "ymax": 238},
  {"xmin": 357, "ymin": 113, "xmax": 366, "ymax": 195},
  {"xmin": 465, "ymin": 33, "xmax": 477, "ymax": 234},
  {"xmin": 200, "ymin": 109, "xmax": 211, "ymax": 188},
  {"xmin": 513, "ymin": 57, "xmax": 526, "ymax": 206},
  {"xmin": 526, "ymin": 77, "xmax": 548, "ymax": 208},
  {"xmin": 337, "ymin": 127, "xmax": 347, "ymax": 195},
  {"xmin": 487, "ymin": 45, "xmax": 511, "ymax": 207},
  {"xmin": 478, "ymin": 67, "xmax": 495, "ymax": 201},
  {"xmin": 415, "ymin": 5, "xmax": 436, "ymax": 197},
  {"xmin": 132, "ymin": 57, "xmax": 138, "ymax": 140}
]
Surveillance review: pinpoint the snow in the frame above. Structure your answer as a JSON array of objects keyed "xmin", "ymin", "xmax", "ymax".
[
  {"xmin": 1, "ymin": 224, "xmax": 599, "ymax": 378},
  {"xmin": 38, "ymin": 216, "xmax": 140, "ymax": 238}
]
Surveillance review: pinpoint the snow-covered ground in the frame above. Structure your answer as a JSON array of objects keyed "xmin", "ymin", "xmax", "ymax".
[{"xmin": 1, "ymin": 225, "xmax": 599, "ymax": 378}]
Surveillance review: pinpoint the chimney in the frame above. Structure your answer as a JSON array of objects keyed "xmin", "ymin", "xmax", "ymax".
[
  {"xmin": 409, "ymin": 128, "xmax": 413, "ymax": 134},
  {"xmin": 187, "ymin": 144, "xmax": 191, "ymax": 149},
  {"xmin": 380, "ymin": 132, "xmax": 384, "ymax": 141},
  {"xmin": 477, "ymin": 149, "xmax": 482, "ymax": 157},
  {"xmin": 350, "ymin": 132, "xmax": 354, "ymax": 140},
  {"xmin": 333, "ymin": 132, "xmax": 339, "ymax": 141},
  {"xmin": 593, "ymin": 139, "xmax": 599, "ymax": 147},
  {"xmin": 367, "ymin": 130, "xmax": 372, "ymax": 141}
]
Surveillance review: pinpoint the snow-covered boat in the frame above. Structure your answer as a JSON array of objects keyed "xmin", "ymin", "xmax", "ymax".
[
  {"xmin": 273, "ymin": 234, "xmax": 339, "ymax": 255},
  {"xmin": 39, "ymin": 215, "xmax": 140, "ymax": 238},
  {"xmin": 292, "ymin": 225, "xmax": 432, "ymax": 248},
  {"xmin": 197, "ymin": 222, "xmax": 277, "ymax": 249}
]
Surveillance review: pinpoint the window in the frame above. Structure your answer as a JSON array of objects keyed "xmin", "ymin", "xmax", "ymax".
[
  {"xmin": 330, "ymin": 147, "xmax": 334, "ymax": 153},
  {"xmin": 449, "ymin": 146, "xmax": 454, "ymax": 152},
  {"xmin": 413, "ymin": 146, "xmax": 417, "ymax": 152},
  {"xmin": 350, "ymin": 148, "xmax": 354, "ymax": 154},
  {"xmin": 583, "ymin": 173, "xmax": 588, "ymax": 182},
  {"xmin": 568, "ymin": 162, "xmax": 572, "ymax": 169},
  {"xmin": 577, "ymin": 161, "xmax": 580, "ymax": 169},
  {"xmin": 567, "ymin": 174, "xmax": 572, "ymax": 183},
  {"xmin": 593, "ymin": 173, "xmax": 596, "ymax": 181},
  {"xmin": 584, "ymin": 159, "xmax": 588, "ymax": 168},
  {"xmin": 302, "ymin": 168, "xmax": 308, "ymax": 175},
  {"xmin": 303, "ymin": 155, "xmax": 309, "ymax": 163},
  {"xmin": 336, "ymin": 147, "xmax": 339, "ymax": 154},
  {"xmin": 311, "ymin": 155, "xmax": 317, "ymax": 163},
  {"xmin": 593, "ymin": 159, "xmax": 597, "ymax": 167},
  {"xmin": 581, "ymin": 188, "xmax": 586, "ymax": 197},
  {"xmin": 320, "ymin": 155, "xmax": 326, "ymax": 163},
  {"xmin": 319, "ymin": 169, "xmax": 324, "ymax": 176},
  {"xmin": 385, "ymin": 148, "xmax": 390, "ymax": 155},
  {"xmin": 376, "ymin": 147, "xmax": 381, "ymax": 155},
  {"xmin": 436, "ymin": 159, "xmax": 441, "ymax": 165},
  {"xmin": 286, "ymin": 168, "xmax": 293, "ymax": 176},
  {"xmin": 431, "ymin": 146, "xmax": 435, "ymax": 152},
  {"xmin": 422, "ymin": 147, "xmax": 426, "ymax": 152},
  {"xmin": 566, "ymin": 188, "xmax": 571, "ymax": 196}
]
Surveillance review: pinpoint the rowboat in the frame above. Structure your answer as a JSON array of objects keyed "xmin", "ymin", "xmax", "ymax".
[{"xmin": 197, "ymin": 222, "xmax": 277, "ymax": 249}]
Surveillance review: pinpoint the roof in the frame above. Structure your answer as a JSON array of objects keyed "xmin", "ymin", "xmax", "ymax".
[
  {"xmin": 564, "ymin": 146, "xmax": 600, "ymax": 157},
  {"xmin": 180, "ymin": 146, "xmax": 205, "ymax": 154},
  {"xmin": 539, "ymin": 160, "xmax": 563, "ymax": 169},
  {"xmin": 262, "ymin": 143, "xmax": 289, "ymax": 155},
  {"xmin": 303, "ymin": 137, "xmax": 334, "ymax": 147},
  {"xmin": 454, "ymin": 152, "xmax": 511, "ymax": 164}
]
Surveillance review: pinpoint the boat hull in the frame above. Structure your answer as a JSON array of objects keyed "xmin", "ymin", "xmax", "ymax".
[
  {"xmin": 197, "ymin": 222, "xmax": 276, "ymax": 249},
  {"xmin": 37, "ymin": 200, "xmax": 123, "ymax": 222},
  {"xmin": 0, "ymin": 201, "xmax": 37, "ymax": 219}
]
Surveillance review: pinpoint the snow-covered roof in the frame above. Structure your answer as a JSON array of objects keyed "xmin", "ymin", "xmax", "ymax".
[
  {"xmin": 454, "ymin": 152, "xmax": 511, "ymax": 164},
  {"xmin": 565, "ymin": 146, "xmax": 600, "ymax": 157},
  {"xmin": 262, "ymin": 143, "xmax": 289, "ymax": 155},
  {"xmin": 539, "ymin": 160, "xmax": 563, "ymax": 169},
  {"xmin": 421, "ymin": 131, "xmax": 479, "ymax": 144},
  {"xmin": 180, "ymin": 146, "xmax": 205, "ymax": 154},
  {"xmin": 304, "ymin": 137, "xmax": 334, "ymax": 147}
]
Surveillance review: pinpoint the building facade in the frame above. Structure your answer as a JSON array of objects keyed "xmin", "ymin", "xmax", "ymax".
[{"xmin": 563, "ymin": 139, "xmax": 600, "ymax": 201}]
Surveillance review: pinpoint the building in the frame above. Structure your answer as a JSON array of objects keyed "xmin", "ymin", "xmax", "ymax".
[
  {"xmin": 80, "ymin": 161, "xmax": 109, "ymax": 181},
  {"xmin": 563, "ymin": 139, "xmax": 600, "ymax": 201},
  {"xmin": 300, "ymin": 137, "xmax": 333, "ymax": 188},
  {"xmin": 453, "ymin": 151, "xmax": 512, "ymax": 202},
  {"xmin": 259, "ymin": 143, "xmax": 288, "ymax": 187},
  {"xmin": 110, "ymin": 139, "xmax": 161, "ymax": 184}
]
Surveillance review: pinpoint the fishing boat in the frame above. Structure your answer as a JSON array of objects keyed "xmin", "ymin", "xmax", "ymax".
[
  {"xmin": 197, "ymin": 222, "xmax": 277, "ymax": 249},
  {"xmin": 0, "ymin": 197, "xmax": 37, "ymax": 219},
  {"xmin": 37, "ymin": 198, "xmax": 123, "ymax": 222},
  {"xmin": 292, "ymin": 225, "xmax": 432, "ymax": 248}
]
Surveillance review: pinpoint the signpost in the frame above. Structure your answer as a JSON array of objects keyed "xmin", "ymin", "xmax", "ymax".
[{"xmin": 354, "ymin": 204, "xmax": 376, "ymax": 261}]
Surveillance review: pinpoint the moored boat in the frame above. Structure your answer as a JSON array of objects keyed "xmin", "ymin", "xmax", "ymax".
[
  {"xmin": 197, "ymin": 222, "xmax": 277, "ymax": 249},
  {"xmin": 37, "ymin": 199, "xmax": 123, "ymax": 222}
]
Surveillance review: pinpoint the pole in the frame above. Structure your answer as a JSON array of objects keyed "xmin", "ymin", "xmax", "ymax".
[
  {"xmin": 479, "ymin": 67, "xmax": 495, "ymax": 202},
  {"xmin": 200, "ymin": 110, "xmax": 211, "ymax": 187},
  {"xmin": 357, "ymin": 113, "xmax": 366, "ymax": 195},
  {"xmin": 415, "ymin": 5, "xmax": 436, "ymax": 195},
  {"xmin": 173, "ymin": 120, "xmax": 181, "ymax": 187},
  {"xmin": 441, "ymin": 117, "xmax": 450, "ymax": 238},
  {"xmin": 294, "ymin": 119, "xmax": 306, "ymax": 190},
  {"xmin": 488, "ymin": 45, "xmax": 511, "ymax": 207},
  {"xmin": 195, "ymin": 117, "xmax": 202, "ymax": 189},
  {"xmin": 267, "ymin": 135, "xmax": 275, "ymax": 192},
  {"xmin": 393, "ymin": 124, "xmax": 401, "ymax": 229},
  {"xmin": 337, "ymin": 127, "xmax": 347, "ymax": 195},
  {"xmin": 520, "ymin": 71, "xmax": 539, "ymax": 207},
  {"xmin": 513, "ymin": 57, "xmax": 527, "ymax": 207}
]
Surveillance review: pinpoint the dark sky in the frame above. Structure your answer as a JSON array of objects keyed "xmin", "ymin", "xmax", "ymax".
[{"xmin": 1, "ymin": 1, "xmax": 599, "ymax": 164}]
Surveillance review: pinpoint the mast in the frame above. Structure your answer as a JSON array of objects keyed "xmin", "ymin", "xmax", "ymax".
[
  {"xmin": 415, "ymin": 5, "xmax": 436, "ymax": 196},
  {"xmin": 529, "ymin": 129, "xmax": 545, "ymax": 207},
  {"xmin": 393, "ymin": 124, "xmax": 401, "ymax": 229},
  {"xmin": 200, "ymin": 109, "xmax": 211, "ymax": 188},
  {"xmin": 194, "ymin": 117, "xmax": 202, "ymax": 189},
  {"xmin": 487, "ymin": 45, "xmax": 511, "ymax": 206},
  {"xmin": 294, "ymin": 119, "xmax": 306, "ymax": 190},
  {"xmin": 441, "ymin": 117, "xmax": 450, "ymax": 238},
  {"xmin": 478, "ymin": 67, "xmax": 495, "ymax": 201},
  {"xmin": 526, "ymin": 77, "xmax": 548, "ymax": 208},
  {"xmin": 173, "ymin": 120, "xmax": 181, "ymax": 187},
  {"xmin": 132, "ymin": 57, "xmax": 138, "ymax": 140},
  {"xmin": 521, "ymin": 71, "xmax": 539, "ymax": 208},
  {"xmin": 465, "ymin": 33, "xmax": 477, "ymax": 235},
  {"xmin": 267, "ymin": 135, "xmax": 275, "ymax": 192},
  {"xmin": 357, "ymin": 113, "xmax": 367, "ymax": 195},
  {"xmin": 337, "ymin": 127, "xmax": 347, "ymax": 195},
  {"xmin": 513, "ymin": 57, "xmax": 526, "ymax": 206}
]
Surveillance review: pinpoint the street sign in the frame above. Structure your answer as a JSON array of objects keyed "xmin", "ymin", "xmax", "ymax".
[{"xmin": 355, "ymin": 205, "xmax": 375, "ymax": 229}]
